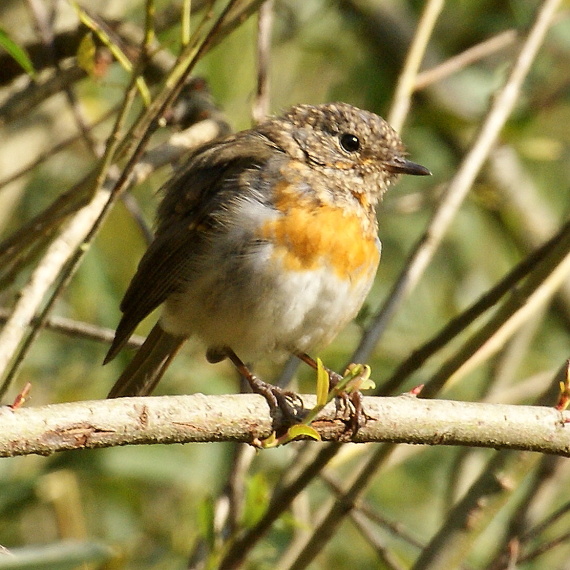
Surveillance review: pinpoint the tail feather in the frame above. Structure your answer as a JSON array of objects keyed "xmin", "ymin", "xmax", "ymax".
[{"xmin": 107, "ymin": 324, "xmax": 186, "ymax": 397}]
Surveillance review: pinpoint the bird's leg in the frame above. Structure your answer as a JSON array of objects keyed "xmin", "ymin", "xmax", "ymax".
[
  {"xmin": 295, "ymin": 352, "xmax": 343, "ymax": 386},
  {"xmin": 223, "ymin": 348, "xmax": 303, "ymax": 422},
  {"xmin": 295, "ymin": 351, "xmax": 366, "ymax": 436}
]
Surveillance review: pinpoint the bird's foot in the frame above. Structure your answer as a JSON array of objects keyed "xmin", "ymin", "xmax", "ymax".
[
  {"xmin": 247, "ymin": 374, "xmax": 304, "ymax": 423},
  {"xmin": 296, "ymin": 353, "xmax": 372, "ymax": 437},
  {"xmin": 223, "ymin": 347, "xmax": 304, "ymax": 425}
]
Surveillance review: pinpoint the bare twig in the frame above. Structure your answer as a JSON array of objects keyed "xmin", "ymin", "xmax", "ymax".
[
  {"xmin": 26, "ymin": 0, "xmax": 99, "ymax": 154},
  {"xmin": 488, "ymin": 145, "xmax": 570, "ymax": 318},
  {"xmin": 348, "ymin": 510, "xmax": 408, "ymax": 570},
  {"xmin": 219, "ymin": 442, "xmax": 342, "ymax": 569},
  {"xmin": 0, "ymin": 117, "xmax": 224, "ymax": 268},
  {"xmin": 321, "ymin": 474, "xmax": 425, "ymax": 550},
  {"xmin": 0, "ymin": 61, "xmax": 86, "ymax": 128},
  {"xmin": 0, "ymin": 308, "xmax": 144, "ymax": 349},
  {"xmin": 518, "ymin": 530, "xmax": 570, "ymax": 565},
  {"xmin": 414, "ymin": 29, "xmax": 517, "ymax": 90},
  {"xmin": 388, "ymin": 0, "xmax": 444, "ymax": 131},
  {"xmin": 0, "ymin": 107, "xmax": 116, "ymax": 192},
  {"xmin": 521, "ymin": 500, "xmax": 570, "ymax": 543}
]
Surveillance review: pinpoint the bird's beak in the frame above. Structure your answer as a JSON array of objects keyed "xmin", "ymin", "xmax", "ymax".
[{"xmin": 386, "ymin": 157, "xmax": 431, "ymax": 176}]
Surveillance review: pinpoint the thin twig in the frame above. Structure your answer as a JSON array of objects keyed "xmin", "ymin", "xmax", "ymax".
[
  {"xmin": 0, "ymin": 308, "xmax": 144, "ymax": 348},
  {"xmin": 414, "ymin": 9, "xmax": 568, "ymax": 91},
  {"xmin": 488, "ymin": 145, "xmax": 570, "ymax": 317},
  {"xmin": 26, "ymin": 0, "xmax": 99, "ymax": 154},
  {"xmin": 219, "ymin": 443, "xmax": 342, "ymax": 569},
  {"xmin": 414, "ymin": 29, "xmax": 517, "ymax": 90},
  {"xmin": 388, "ymin": 0, "xmax": 444, "ymax": 132},
  {"xmin": 0, "ymin": 58, "xmax": 85, "ymax": 128},
  {"xmin": 283, "ymin": 444, "xmax": 396, "ymax": 570},
  {"xmin": 0, "ymin": 107, "xmax": 116, "ymax": 192},
  {"xmin": 0, "ymin": 117, "xmax": 223, "ymax": 268},
  {"xmin": 485, "ymin": 454, "xmax": 562, "ymax": 570},
  {"xmin": 521, "ymin": 500, "xmax": 570, "ymax": 543},
  {"xmin": 348, "ymin": 510, "xmax": 408, "ymax": 570},
  {"xmin": 518, "ymin": 530, "xmax": 570, "ymax": 565},
  {"xmin": 320, "ymin": 473, "xmax": 425, "ymax": 550}
]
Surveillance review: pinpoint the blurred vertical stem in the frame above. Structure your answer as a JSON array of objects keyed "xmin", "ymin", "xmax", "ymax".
[
  {"xmin": 145, "ymin": 0, "xmax": 156, "ymax": 47},
  {"xmin": 388, "ymin": 0, "xmax": 444, "ymax": 132}
]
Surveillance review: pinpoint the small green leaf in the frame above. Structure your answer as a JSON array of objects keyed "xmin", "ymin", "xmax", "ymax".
[
  {"xmin": 260, "ymin": 431, "xmax": 278, "ymax": 448},
  {"xmin": 339, "ymin": 363, "xmax": 374, "ymax": 394},
  {"xmin": 76, "ymin": 33, "xmax": 97, "ymax": 76},
  {"xmin": 0, "ymin": 28, "xmax": 35, "ymax": 77},
  {"xmin": 316, "ymin": 357, "xmax": 330, "ymax": 406},
  {"xmin": 71, "ymin": 2, "xmax": 151, "ymax": 105},
  {"xmin": 359, "ymin": 376, "xmax": 375, "ymax": 390},
  {"xmin": 287, "ymin": 424, "xmax": 321, "ymax": 441}
]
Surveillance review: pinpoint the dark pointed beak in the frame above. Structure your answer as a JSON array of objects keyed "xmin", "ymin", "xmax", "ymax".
[{"xmin": 386, "ymin": 157, "xmax": 431, "ymax": 176}]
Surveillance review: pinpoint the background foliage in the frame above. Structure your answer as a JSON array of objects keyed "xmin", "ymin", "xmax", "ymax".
[{"xmin": 0, "ymin": 0, "xmax": 569, "ymax": 568}]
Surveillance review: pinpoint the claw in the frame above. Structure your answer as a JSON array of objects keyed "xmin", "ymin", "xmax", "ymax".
[
  {"xmin": 248, "ymin": 374, "xmax": 304, "ymax": 422},
  {"xmin": 223, "ymin": 347, "xmax": 304, "ymax": 423}
]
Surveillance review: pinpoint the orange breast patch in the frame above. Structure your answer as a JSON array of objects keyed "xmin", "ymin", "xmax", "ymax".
[{"xmin": 259, "ymin": 185, "xmax": 380, "ymax": 284}]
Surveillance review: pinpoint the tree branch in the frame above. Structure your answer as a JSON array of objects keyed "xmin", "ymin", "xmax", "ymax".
[{"xmin": 1, "ymin": 394, "xmax": 569, "ymax": 458}]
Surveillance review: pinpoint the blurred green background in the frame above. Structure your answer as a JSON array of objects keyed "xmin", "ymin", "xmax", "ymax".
[{"xmin": 0, "ymin": 0, "xmax": 569, "ymax": 568}]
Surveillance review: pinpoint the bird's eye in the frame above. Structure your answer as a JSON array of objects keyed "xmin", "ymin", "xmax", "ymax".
[{"xmin": 340, "ymin": 133, "xmax": 360, "ymax": 153}]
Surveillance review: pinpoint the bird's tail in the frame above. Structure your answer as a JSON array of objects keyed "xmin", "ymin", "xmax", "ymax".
[{"xmin": 107, "ymin": 323, "xmax": 186, "ymax": 398}]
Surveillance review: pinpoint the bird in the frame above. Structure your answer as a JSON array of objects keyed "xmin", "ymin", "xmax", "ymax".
[{"xmin": 104, "ymin": 102, "xmax": 430, "ymax": 419}]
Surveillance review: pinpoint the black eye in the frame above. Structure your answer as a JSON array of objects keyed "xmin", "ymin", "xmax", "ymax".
[{"xmin": 340, "ymin": 133, "xmax": 360, "ymax": 153}]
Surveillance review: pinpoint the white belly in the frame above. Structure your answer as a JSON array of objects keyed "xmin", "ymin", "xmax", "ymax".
[{"xmin": 160, "ymin": 241, "xmax": 378, "ymax": 363}]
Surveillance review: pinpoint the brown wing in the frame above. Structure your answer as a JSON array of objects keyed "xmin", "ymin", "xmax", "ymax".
[{"xmin": 104, "ymin": 132, "xmax": 280, "ymax": 363}]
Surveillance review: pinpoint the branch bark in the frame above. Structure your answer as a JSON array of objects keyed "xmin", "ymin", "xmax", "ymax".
[{"xmin": 1, "ymin": 394, "xmax": 569, "ymax": 458}]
